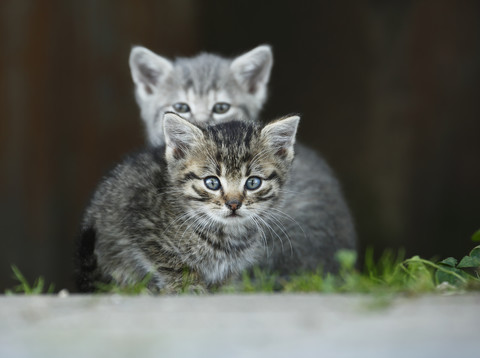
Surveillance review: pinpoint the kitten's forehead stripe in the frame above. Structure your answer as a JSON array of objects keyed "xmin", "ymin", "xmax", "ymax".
[
  {"xmin": 176, "ymin": 54, "xmax": 228, "ymax": 96},
  {"xmin": 244, "ymin": 125, "xmax": 254, "ymax": 147},
  {"xmin": 184, "ymin": 78, "xmax": 194, "ymax": 90},
  {"xmin": 206, "ymin": 121, "xmax": 259, "ymax": 149}
]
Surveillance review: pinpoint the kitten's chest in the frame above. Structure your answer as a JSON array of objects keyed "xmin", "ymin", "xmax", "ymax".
[{"xmin": 184, "ymin": 229, "xmax": 262, "ymax": 284}]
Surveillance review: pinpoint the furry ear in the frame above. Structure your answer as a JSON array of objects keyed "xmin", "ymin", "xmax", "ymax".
[
  {"xmin": 129, "ymin": 46, "xmax": 173, "ymax": 100},
  {"xmin": 261, "ymin": 115, "xmax": 300, "ymax": 157},
  {"xmin": 230, "ymin": 45, "xmax": 273, "ymax": 97},
  {"xmin": 163, "ymin": 112, "xmax": 204, "ymax": 160}
]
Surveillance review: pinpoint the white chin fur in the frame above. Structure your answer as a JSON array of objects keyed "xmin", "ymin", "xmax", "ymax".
[{"xmin": 208, "ymin": 210, "xmax": 249, "ymax": 227}]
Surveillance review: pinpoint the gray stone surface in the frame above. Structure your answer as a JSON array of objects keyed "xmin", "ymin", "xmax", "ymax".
[{"xmin": 0, "ymin": 293, "xmax": 479, "ymax": 358}]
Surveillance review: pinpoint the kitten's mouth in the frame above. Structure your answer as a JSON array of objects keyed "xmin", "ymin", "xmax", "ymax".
[{"xmin": 225, "ymin": 210, "xmax": 246, "ymax": 220}]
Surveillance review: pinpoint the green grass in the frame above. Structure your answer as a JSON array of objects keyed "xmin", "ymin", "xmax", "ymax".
[
  {"xmin": 227, "ymin": 245, "xmax": 480, "ymax": 294},
  {"xmin": 5, "ymin": 265, "xmax": 55, "ymax": 295},
  {"xmin": 6, "ymin": 230, "xmax": 480, "ymax": 296},
  {"xmin": 94, "ymin": 273, "xmax": 154, "ymax": 295},
  {"xmin": 220, "ymin": 230, "xmax": 480, "ymax": 294}
]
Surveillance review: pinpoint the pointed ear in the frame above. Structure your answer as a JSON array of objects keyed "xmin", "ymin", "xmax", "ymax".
[
  {"xmin": 261, "ymin": 115, "xmax": 300, "ymax": 157},
  {"xmin": 163, "ymin": 112, "xmax": 204, "ymax": 160},
  {"xmin": 230, "ymin": 45, "xmax": 273, "ymax": 97},
  {"xmin": 129, "ymin": 46, "xmax": 173, "ymax": 100}
]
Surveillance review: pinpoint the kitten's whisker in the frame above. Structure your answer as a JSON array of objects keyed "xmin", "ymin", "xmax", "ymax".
[
  {"xmin": 266, "ymin": 213, "xmax": 294, "ymax": 256},
  {"xmin": 173, "ymin": 213, "xmax": 199, "ymax": 239},
  {"xmin": 251, "ymin": 216, "xmax": 269, "ymax": 258},
  {"xmin": 195, "ymin": 216, "xmax": 211, "ymax": 237},
  {"xmin": 180, "ymin": 214, "xmax": 208, "ymax": 240},
  {"xmin": 270, "ymin": 207, "xmax": 308, "ymax": 241},
  {"xmin": 193, "ymin": 215, "xmax": 212, "ymax": 238},
  {"xmin": 161, "ymin": 211, "xmax": 192, "ymax": 236},
  {"xmin": 256, "ymin": 215, "xmax": 286, "ymax": 254},
  {"xmin": 278, "ymin": 189, "xmax": 305, "ymax": 196}
]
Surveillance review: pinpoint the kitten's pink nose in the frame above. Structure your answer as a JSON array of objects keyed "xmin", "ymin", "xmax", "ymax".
[{"xmin": 226, "ymin": 199, "xmax": 242, "ymax": 211}]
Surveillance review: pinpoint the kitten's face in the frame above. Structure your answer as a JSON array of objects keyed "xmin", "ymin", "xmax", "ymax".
[
  {"xmin": 163, "ymin": 113, "xmax": 299, "ymax": 228},
  {"xmin": 130, "ymin": 46, "xmax": 273, "ymax": 146}
]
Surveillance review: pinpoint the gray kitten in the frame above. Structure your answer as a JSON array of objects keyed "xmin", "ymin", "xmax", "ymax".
[
  {"xmin": 130, "ymin": 45, "xmax": 272, "ymax": 146},
  {"xmin": 129, "ymin": 45, "xmax": 357, "ymax": 275},
  {"xmin": 76, "ymin": 113, "xmax": 300, "ymax": 292}
]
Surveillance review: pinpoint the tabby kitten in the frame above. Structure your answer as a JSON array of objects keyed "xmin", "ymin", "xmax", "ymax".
[
  {"xmin": 76, "ymin": 113, "xmax": 299, "ymax": 292},
  {"xmin": 129, "ymin": 45, "xmax": 357, "ymax": 275}
]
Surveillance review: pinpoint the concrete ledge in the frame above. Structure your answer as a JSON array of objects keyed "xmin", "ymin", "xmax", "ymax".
[{"xmin": 1, "ymin": 293, "xmax": 479, "ymax": 357}]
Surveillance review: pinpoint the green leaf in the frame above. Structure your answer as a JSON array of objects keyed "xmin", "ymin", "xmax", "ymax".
[
  {"xmin": 435, "ymin": 266, "xmax": 469, "ymax": 287},
  {"xmin": 457, "ymin": 255, "xmax": 480, "ymax": 268},
  {"xmin": 472, "ymin": 230, "xmax": 480, "ymax": 242},
  {"xmin": 470, "ymin": 245, "xmax": 480, "ymax": 260},
  {"xmin": 335, "ymin": 249, "xmax": 357, "ymax": 271},
  {"xmin": 438, "ymin": 257, "xmax": 458, "ymax": 267}
]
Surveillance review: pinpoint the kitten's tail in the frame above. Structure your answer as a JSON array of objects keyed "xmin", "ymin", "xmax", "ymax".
[{"xmin": 74, "ymin": 226, "xmax": 99, "ymax": 292}]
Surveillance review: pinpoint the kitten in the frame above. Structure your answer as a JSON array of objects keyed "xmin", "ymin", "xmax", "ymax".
[
  {"xmin": 129, "ymin": 45, "xmax": 357, "ymax": 275},
  {"xmin": 75, "ymin": 113, "xmax": 299, "ymax": 293},
  {"xmin": 130, "ymin": 45, "xmax": 272, "ymax": 146}
]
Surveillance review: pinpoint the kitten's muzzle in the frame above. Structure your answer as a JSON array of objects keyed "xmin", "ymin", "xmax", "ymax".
[{"xmin": 225, "ymin": 199, "xmax": 242, "ymax": 212}]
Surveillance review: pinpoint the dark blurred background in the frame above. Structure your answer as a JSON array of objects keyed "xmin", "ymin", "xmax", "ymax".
[{"xmin": 1, "ymin": 0, "xmax": 479, "ymax": 291}]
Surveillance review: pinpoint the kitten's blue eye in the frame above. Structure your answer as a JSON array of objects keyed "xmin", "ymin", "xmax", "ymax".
[
  {"xmin": 245, "ymin": 177, "xmax": 262, "ymax": 190},
  {"xmin": 173, "ymin": 103, "xmax": 190, "ymax": 113},
  {"xmin": 204, "ymin": 176, "xmax": 221, "ymax": 190},
  {"xmin": 212, "ymin": 102, "xmax": 231, "ymax": 114}
]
